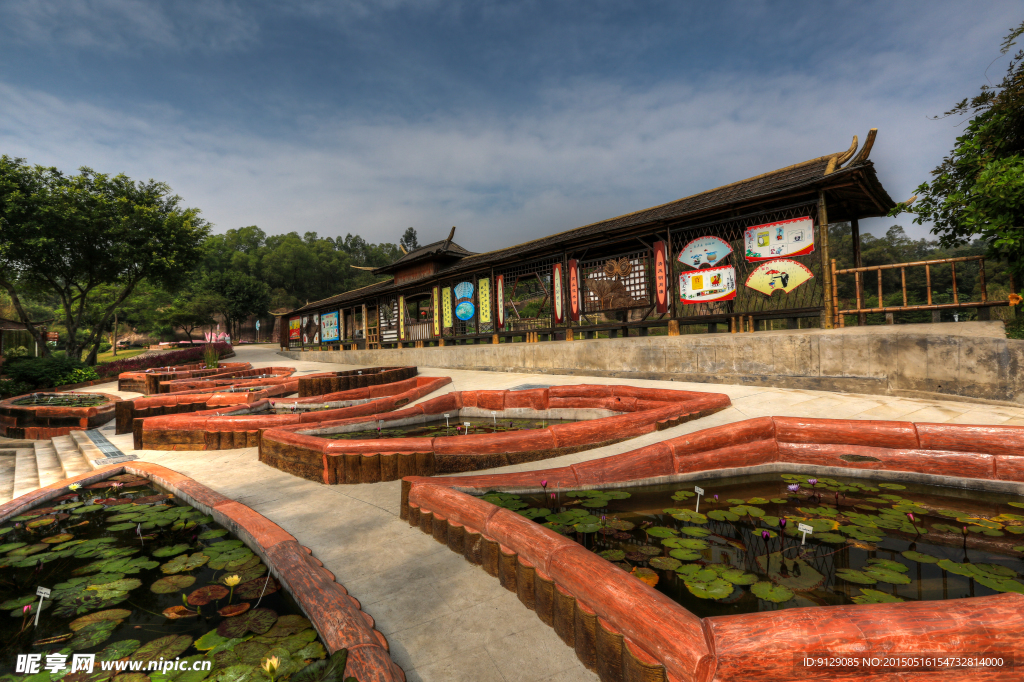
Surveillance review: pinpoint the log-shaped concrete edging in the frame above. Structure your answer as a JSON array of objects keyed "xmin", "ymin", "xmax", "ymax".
[
  {"xmin": 296, "ymin": 366, "xmax": 418, "ymax": 397},
  {"xmin": 115, "ymin": 373, "xmax": 306, "ymax": 435},
  {"xmin": 156, "ymin": 366, "xmax": 297, "ymax": 394},
  {"xmin": 0, "ymin": 463, "xmax": 405, "ymax": 682},
  {"xmin": 138, "ymin": 376, "xmax": 452, "ymax": 452},
  {"xmin": 260, "ymin": 385, "xmax": 731, "ymax": 485},
  {"xmin": 118, "ymin": 361, "xmax": 252, "ymax": 393},
  {"xmin": 400, "ymin": 417, "xmax": 1024, "ymax": 682},
  {"xmin": 0, "ymin": 392, "xmax": 124, "ymax": 439}
]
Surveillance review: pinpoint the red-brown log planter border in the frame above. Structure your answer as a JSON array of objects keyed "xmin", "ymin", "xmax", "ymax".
[
  {"xmin": 296, "ymin": 367, "xmax": 418, "ymax": 397},
  {"xmin": 154, "ymin": 366, "xmax": 297, "ymax": 394},
  {"xmin": 0, "ymin": 462, "xmax": 405, "ymax": 682},
  {"xmin": 117, "ymin": 360, "xmax": 249, "ymax": 393},
  {"xmin": 260, "ymin": 385, "xmax": 732, "ymax": 485},
  {"xmin": 400, "ymin": 417, "xmax": 1024, "ymax": 682},
  {"xmin": 137, "ymin": 376, "xmax": 453, "ymax": 452},
  {"xmin": 0, "ymin": 391, "xmax": 123, "ymax": 439}
]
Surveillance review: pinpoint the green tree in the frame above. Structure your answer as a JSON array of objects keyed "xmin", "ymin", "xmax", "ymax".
[
  {"xmin": 201, "ymin": 271, "xmax": 271, "ymax": 339},
  {"xmin": 0, "ymin": 157, "xmax": 210, "ymax": 362},
  {"xmin": 400, "ymin": 227, "xmax": 420, "ymax": 252},
  {"xmin": 161, "ymin": 291, "xmax": 226, "ymax": 343},
  {"xmin": 890, "ymin": 21, "xmax": 1024, "ymax": 288}
]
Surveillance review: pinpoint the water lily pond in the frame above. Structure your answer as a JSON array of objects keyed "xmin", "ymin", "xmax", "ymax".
[
  {"xmin": 481, "ymin": 473, "xmax": 1024, "ymax": 617},
  {"xmin": 0, "ymin": 476, "xmax": 330, "ymax": 680},
  {"xmin": 10, "ymin": 394, "xmax": 109, "ymax": 408},
  {"xmin": 323, "ymin": 416, "xmax": 575, "ymax": 440}
]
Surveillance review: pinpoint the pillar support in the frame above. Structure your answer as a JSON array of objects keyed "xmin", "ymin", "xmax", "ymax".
[{"xmin": 818, "ymin": 191, "xmax": 835, "ymax": 329}]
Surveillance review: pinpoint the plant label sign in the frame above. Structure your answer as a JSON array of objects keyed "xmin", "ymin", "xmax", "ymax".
[
  {"xmin": 797, "ymin": 523, "xmax": 813, "ymax": 545},
  {"xmin": 35, "ymin": 586, "xmax": 50, "ymax": 626},
  {"xmin": 694, "ymin": 486, "xmax": 704, "ymax": 513}
]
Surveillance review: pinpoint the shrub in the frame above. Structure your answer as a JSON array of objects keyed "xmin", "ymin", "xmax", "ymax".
[
  {"xmin": 3, "ymin": 346, "xmax": 30, "ymax": 360},
  {"xmin": 98, "ymin": 342, "xmax": 112, "ymax": 353},
  {"xmin": 57, "ymin": 367, "xmax": 100, "ymax": 386},
  {"xmin": 96, "ymin": 342, "xmax": 233, "ymax": 377},
  {"xmin": 203, "ymin": 344, "xmax": 220, "ymax": 369},
  {"xmin": 4, "ymin": 355, "xmax": 91, "ymax": 389},
  {"xmin": 0, "ymin": 379, "xmax": 32, "ymax": 399}
]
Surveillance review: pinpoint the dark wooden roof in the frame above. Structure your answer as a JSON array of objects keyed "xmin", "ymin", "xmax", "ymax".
[
  {"xmin": 372, "ymin": 239, "xmax": 475, "ymax": 276},
  {"xmin": 287, "ymin": 142, "xmax": 895, "ymax": 315}
]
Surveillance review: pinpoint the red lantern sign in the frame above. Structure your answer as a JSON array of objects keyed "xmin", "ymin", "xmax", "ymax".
[
  {"xmin": 568, "ymin": 260, "xmax": 580, "ymax": 321},
  {"xmin": 552, "ymin": 263, "xmax": 564, "ymax": 323},
  {"xmin": 496, "ymin": 275, "xmax": 505, "ymax": 330},
  {"xmin": 653, "ymin": 241, "xmax": 669, "ymax": 313}
]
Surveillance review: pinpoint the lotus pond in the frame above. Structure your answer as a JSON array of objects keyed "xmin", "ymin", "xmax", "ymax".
[
  {"xmin": 480, "ymin": 473, "xmax": 1024, "ymax": 618},
  {"xmin": 0, "ymin": 476, "xmax": 334, "ymax": 681},
  {"xmin": 10, "ymin": 394, "xmax": 109, "ymax": 408},
  {"xmin": 323, "ymin": 416, "xmax": 575, "ymax": 440}
]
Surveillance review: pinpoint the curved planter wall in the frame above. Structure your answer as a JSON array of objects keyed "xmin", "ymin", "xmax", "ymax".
[
  {"xmin": 0, "ymin": 392, "xmax": 123, "ymax": 439},
  {"xmin": 136, "ymin": 376, "xmax": 452, "ymax": 451},
  {"xmin": 118, "ymin": 362, "xmax": 252, "ymax": 393},
  {"xmin": 0, "ymin": 462, "xmax": 405, "ymax": 682},
  {"xmin": 297, "ymin": 366, "xmax": 418, "ymax": 397},
  {"xmin": 401, "ymin": 417, "xmax": 1024, "ymax": 682},
  {"xmin": 260, "ymin": 385, "xmax": 731, "ymax": 485},
  {"xmin": 156, "ymin": 366, "xmax": 297, "ymax": 394}
]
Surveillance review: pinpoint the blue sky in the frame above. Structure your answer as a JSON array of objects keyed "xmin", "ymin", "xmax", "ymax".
[{"xmin": 1, "ymin": 1, "xmax": 1020, "ymax": 251}]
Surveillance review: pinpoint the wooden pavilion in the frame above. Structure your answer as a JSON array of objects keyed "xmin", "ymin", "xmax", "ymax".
[{"xmin": 280, "ymin": 131, "xmax": 895, "ymax": 350}]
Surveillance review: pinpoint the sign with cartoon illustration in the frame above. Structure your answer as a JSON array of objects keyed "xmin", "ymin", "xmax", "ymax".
[
  {"xmin": 678, "ymin": 236, "xmax": 733, "ymax": 269},
  {"xmin": 744, "ymin": 217, "xmax": 814, "ymax": 262},
  {"xmin": 744, "ymin": 259, "xmax": 814, "ymax": 295},
  {"xmin": 496, "ymin": 275, "xmax": 505, "ymax": 329},
  {"xmin": 679, "ymin": 265, "xmax": 737, "ymax": 304},
  {"xmin": 654, "ymin": 241, "xmax": 669, "ymax": 313},
  {"xmin": 288, "ymin": 317, "xmax": 300, "ymax": 340},
  {"xmin": 320, "ymin": 311, "xmax": 340, "ymax": 342},
  {"xmin": 454, "ymin": 281, "xmax": 475, "ymax": 321}
]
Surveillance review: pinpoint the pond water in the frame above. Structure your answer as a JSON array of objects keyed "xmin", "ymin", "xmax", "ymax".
[
  {"xmin": 10, "ymin": 394, "xmax": 109, "ymax": 408},
  {"xmin": 323, "ymin": 416, "xmax": 576, "ymax": 440},
  {"xmin": 0, "ymin": 476, "xmax": 330, "ymax": 680},
  {"xmin": 481, "ymin": 473, "xmax": 1024, "ymax": 618}
]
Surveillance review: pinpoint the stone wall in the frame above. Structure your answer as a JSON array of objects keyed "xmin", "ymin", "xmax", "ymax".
[{"xmin": 282, "ymin": 321, "xmax": 1024, "ymax": 405}]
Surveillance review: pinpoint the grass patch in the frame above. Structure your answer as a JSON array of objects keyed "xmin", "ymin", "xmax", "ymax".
[{"xmin": 95, "ymin": 348, "xmax": 147, "ymax": 364}]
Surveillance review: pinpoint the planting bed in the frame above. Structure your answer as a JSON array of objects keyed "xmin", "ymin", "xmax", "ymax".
[
  {"xmin": 296, "ymin": 367, "xmax": 418, "ymax": 397},
  {"xmin": 0, "ymin": 462, "xmax": 403, "ymax": 681},
  {"xmin": 0, "ymin": 392, "xmax": 123, "ymax": 440},
  {"xmin": 260, "ymin": 385, "xmax": 730, "ymax": 485},
  {"xmin": 155, "ymin": 368, "xmax": 296, "ymax": 395},
  {"xmin": 133, "ymin": 376, "xmax": 452, "ymax": 451},
  {"xmin": 402, "ymin": 417, "xmax": 1024, "ymax": 682},
  {"xmin": 117, "ymin": 363, "xmax": 251, "ymax": 394}
]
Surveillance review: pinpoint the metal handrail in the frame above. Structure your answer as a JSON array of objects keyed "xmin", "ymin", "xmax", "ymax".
[{"xmin": 830, "ymin": 255, "xmax": 1012, "ymax": 326}]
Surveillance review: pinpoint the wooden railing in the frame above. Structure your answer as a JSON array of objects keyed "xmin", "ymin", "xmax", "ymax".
[{"xmin": 830, "ymin": 255, "xmax": 1013, "ymax": 326}]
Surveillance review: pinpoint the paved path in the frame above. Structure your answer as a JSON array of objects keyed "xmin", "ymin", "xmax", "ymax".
[{"xmin": 86, "ymin": 344, "xmax": 1023, "ymax": 682}]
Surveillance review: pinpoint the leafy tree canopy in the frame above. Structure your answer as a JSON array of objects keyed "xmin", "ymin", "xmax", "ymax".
[{"xmin": 890, "ymin": 21, "xmax": 1024, "ymax": 285}]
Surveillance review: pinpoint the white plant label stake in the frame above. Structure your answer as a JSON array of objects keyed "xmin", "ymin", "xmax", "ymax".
[
  {"xmin": 491, "ymin": 411, "xmax": 496, "ymax": 425},
  {"xmin": 444, "ymin": 413, "xmax": 450, "ymax": 428},
  {"xmin": 34, "ymin": 587, "xmax": 50, "ymax": 627},
  {"xmin": 798, "ymin": 523, "xmax": 813, "ymax": 546},
  {"xmin": 464, "ymin": 421, "xmax": 471, "ymax": 434},
  {"xmin": 694, "ymin": 486, "xmax": 704, "ymax": 513}
]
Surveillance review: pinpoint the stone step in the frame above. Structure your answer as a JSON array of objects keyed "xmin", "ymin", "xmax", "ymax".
[
  {"xmin": 12, "ymin": 448, "xmax": 40, "ymax": 499},
  {"xmin": 69, "ymin": 431, "xmax": 106, "ymax": 469},
  {"xmin": 34, "ymin": 442, "xmax": 66, "ymax": 489},
  {"xmin": 52, "ymin": 435, "xmax": 92, "ymax": 479},
  {"xmin": 0, "ymin": 453, "xmax": 15, "ymax": 504}
]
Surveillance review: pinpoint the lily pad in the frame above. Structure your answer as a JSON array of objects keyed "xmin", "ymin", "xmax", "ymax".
[
  {"xmin": 574, "ymin": 523, "xmax": 601, "ymax": 533},
  {"xmin": 0, "ymin": 594, "xmax": 36, "ymax": 610},
  {"xmin": 852, "ymin": 589, "xmax": 905, "ymax": 604},
  {"xmin": 217, "ymin": 607, "xmax": 278, "ymax": 638},
  {"xmin": 199, "ymin": 529, "xmax": 229, "ymax": 540},
  {"xmin": 291, "ymin": 650, "xmax": 350, "ymax": 682},
  {"xmin": 70, "ymin": 609, "xmax": 132, "ymax": 631},
  {"xmin": 649, "ymin": 556, "xmax": 682, "ymax": 571},
  {"xmin": 598, "ymin": 549, "xmax": 625, "ymax": 561},
  {"xmin": 863, "ymin": 566, "xmax": 911, "ymax": 585},
  {"xmin": 878, "ymin": 483, "xmax": 906, "ymax": 490},
  {"xmin": 867, "ymin": 558, "xmax": 909, "ymax": 573},
  {"xmin": 751, "ymin": 581, "xmax": 794, "ymax": 603},
  {"xmin": 836, "ymin": 569, "xmax": 877, "ymax": 584},
  {"xmin": 973, "ymin": 575, "xmax": 1024, "ymax": 594},
  {"xmin": 644, "ymin": 526, "xmax": 678, "ymax": 538},
  {"xmin": 163, "ymin": 605, "xmax": 199, "ymax": 619},
  {"xmin": 663, "ymin": 538, "xmax": 709, "ymax": 550},
  {"xmin": 671, "ymin": 510, "xmax": 708, "ymax": 524},
  {"xmin": 235, "ymin": 576, "xmax": 279, "ymax": 600},
  {"xmin": 631, "ymin": 567, "xmax": 659, "ymax": 588},
  {"xmin": 685, "ymin": 578, "xmax": 733, "ymax": 599},
  {"xmin": 8, "ymin": 600, "xmax": 51, "ymax": 618},
  {"xmin": 721, "ymin": 569, "xmax": 758, "ymax": 585},
  {"xmin": 41, "ymin": 533, "xmax": 75, "ymax": 544},
  {"xmin": 7, "ymin": 543, "xmax": 48, "ymax": 556},
  {"xmin": 517, "ymin": 508, "xmax": 550, "ymax": 519},
  {"xmin": 729, "ymin": 505, "xmax": 765, "ymax": 518},
  {"xmin": 680, "ymin": 527, "xmax": 711, "ymax": 537},
  {"xmin": 262, "ymin": 614, "xmax": 312, "ymax": 638},
  {"xmin": 151, "ymin": 575, "xmax": 197, "ymax": 594},
  {"xmin": 218, "ymin": 603, "xmax": 251, "ymax": 618},
  {"xmin": 0, "ymin": 542, "xmax": 27, "ymax": 553},
  {"xmin": 152, "ymin": 544, "xmax": 191, "ymax": 558},
  {"xmin": 707, "ymin": 509, "xmax": 739, "ymax": 522},
  {"xmin": 72, "ymin": 504, "xmax": 105, "ymax": 514},
  {"xmin": 89, "ymin": 578, "xmax": 142, "ymax": 592},
  {"xmin": 606, "ymin": 519, "xmax": 635, "ymax": 531},
  {"xmin": 135, "ymin": 634, "xmax": 193, "ymax": 661},
  {"xmin": 668, "ymin": 549, "xmax": 702, "ymax": 561},
  {"xmin": 68, "ymin": 620, "xmax": 118, "ymax": 651},
  {"xmin": 815, "ymin": 533, "xmax": 846, "ymax": 544},
  {"xmin": 671, "ymin": 490, "xmax": 695, "ymax": 500},
  {"xmin": 96, "ymin": 640, "xmax": 141, "ymax": 661},
  {"xmin": 902, "ymin": 550, "xmax": 940, "ymax": 564},
  {"xmin": 25, "ymin": 517, "xmax": 56, "ymax": 529},
  {"xmin": 160, "ymin": 552, "xmax": 209, "ymax": 574},
  {"xmin": 187, "ymin": 585, "xmax": 230, "ymax": 605}
]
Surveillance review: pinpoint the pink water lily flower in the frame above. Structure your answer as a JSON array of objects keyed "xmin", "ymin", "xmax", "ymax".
[
  {"xmin": 761, "ymin": 530, "xmax": 770, "ymax": 541},
  {"xmin": 787, "ymin": 484, "xmax": 800, "ymax": 493},
  {"xmin": 807, "ymin": 478, "xmax": 818, "ymax": 486}
]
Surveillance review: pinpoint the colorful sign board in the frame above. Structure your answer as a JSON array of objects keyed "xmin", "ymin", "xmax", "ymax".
[
  {"xmin": 552, "ymin": 263, "xmax": 564, "ymax": 323},
  {"xmin": 432, "ymin": 286, "xmax": 441, "ymax": 336},
  {"xmin": 442, "ymin": 287, "xmax": 454, "ymax": 329},
  {"xmin": 679, "ymin": 265, "xmax": 737, "ymax": 304},
  {"xmin": 320, "ymin": 311, "xmax": 340, "ymax": 342},
  {"xmin": 289, "ymin": 317, "xmax": 300, "ymax": 340},
  {"xmin": 496, "ymin": 276, "xmax": 505, "ymax": 329},
  {"xmin": 745, "ymin": 259, "xmax": 815, "ymax": 295},
  {"xmin": 454, "ymin": 281, "xmax": 475, "ymax": 321},
  {"xmin": 478, "ymin": 278, "xmax": 491, "ymax": 324},
  {"xmin": 398, "ymin": 296, "xmax": 406, "ymax": 340},
  {"xmin": 301, "ymin": 314, "xmax": 320, "ymax": 345},
  {"xmin": 744, "ymin": 217, "xmax": 814, "ymax": 262},
  {"xmin": 654, "ymin": 241, "xmax": 669, "ymax": 313},
  {"xmin": 568, "ymin": 260, "xmax": 580, "ymax": 321},
  {"xmin": 678, "ymin": 235, "xmax": 733, "ymax": 270}
]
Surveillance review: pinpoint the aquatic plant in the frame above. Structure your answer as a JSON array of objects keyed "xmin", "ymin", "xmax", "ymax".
[{"xmin": 225, "ymin": 574, "xmax": 242, "ymax": 604}]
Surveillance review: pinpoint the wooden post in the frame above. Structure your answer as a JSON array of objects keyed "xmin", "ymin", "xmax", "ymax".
[
  {"xmin": 831, "ymin": 259, "xmax": 841, "ymax": 328},
  {"xmin": 748, "ymin": 315, "xmax": 754, "ymax": 332},
  {"xmin": 951, "ymin": 261, "xmax": 959, "ymax": 304},
  {"xmin": 979, "ymin": 260, "xmax": 987, "ymax": 303},
  {"xmin": 877, "ymin": 269, "xmax": 884, "ymax": 310},
  {"xmin": 852, "ymin": 217, "xmax": 866, "ymax": 326},
  {"xmin": 818, "ymin": 191, "xmax": 835, "ymax": 328},
  {"xmin": 901, "ymin": 268, "xmax": 908, "ymax": 306},
  {"xmin": 925, "ymin": 265, "xmax": 933, "ymax": 305},
  {"xmin": 854, "ymin": 271, "xmax": 862, "ymax": 315},
  {"xmin": 667, "ymin": 320, "xmax": 680, "ymax": 336}
]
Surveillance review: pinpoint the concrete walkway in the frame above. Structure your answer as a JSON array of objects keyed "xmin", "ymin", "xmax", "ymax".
[{"xmin": 85, "ymin": 344, "xmax": 1024, "ymax": 682}]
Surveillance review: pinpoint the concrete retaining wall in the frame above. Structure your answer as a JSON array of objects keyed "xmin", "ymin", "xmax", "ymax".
[{"xmin": 282, "ymin": 321, "xmax": 1024, "ymax": 405}]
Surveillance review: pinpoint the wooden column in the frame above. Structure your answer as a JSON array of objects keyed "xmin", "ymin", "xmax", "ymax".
[
  {"xmin": 852, "ymin": 217, "xmax": 866, "ymax": 326},
  {"xmin": 818, "ymin": 191, "xmax": 835, "ymax": 329}
]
